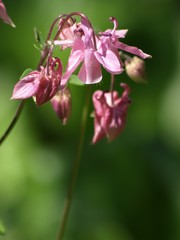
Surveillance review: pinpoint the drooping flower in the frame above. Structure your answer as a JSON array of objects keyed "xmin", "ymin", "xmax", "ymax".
[
  {"xmin": 55, "ymin": 16, "xmax": 124, "ymax": 88},
  {"xmin": 92, "ymin": 83, "xmax": 131, "ymax": 144},
  {"xmin": 51, "ymin": 86, "xmax": 72, "ymax": 124},
  {"xmin": 59, "ymin": 18, "xmax": 103, "ymax": 87},
  {"xmin": 11, "ymin": 57, "xmax": 62, "ymax": 106},
  {"xmin": 0, "ymin": 0, "xmax": 15, "ymax": 27},
  {"xmin": 54, "ymin": 15, "xmax": 151, "ymax": 88}
]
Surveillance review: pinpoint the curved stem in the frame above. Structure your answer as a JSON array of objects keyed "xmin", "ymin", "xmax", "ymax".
[
  {"xmin": 53, "ymin": 12, "xmax": 94, "ymax": 41},
  {"xmin": 45, "ymin": 14, "xmax": 67, "ymax": 42},
  {"xmin": 56, "ymin": 86, "xmax": 91, "ymax": 240},
  {"xmin": 0, "ymin": 100, "xmax": 25, "ymax": 145}
]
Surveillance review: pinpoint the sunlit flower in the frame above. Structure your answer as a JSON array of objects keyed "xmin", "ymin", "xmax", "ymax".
[
  {"xmin": 54, "ymin": 15, "xmax": 151, "ymax": 88},
  {"xmin": 0, "ymin": 0, "xmax": 15, "ymax": 27},
  {"xmin": 92, "ymin": 83, "xmax": 131, "ymax": 144},
  {"xmin": 11, "ymin": 57, "xmax": 62, "ymax": 105},
  {"xmin": 55, "ymin": 17, "xmax": 124, "ymax": 87},
  {"xmin": 59, "ymin": 18, "xmax": 103, "ymax": 87}
]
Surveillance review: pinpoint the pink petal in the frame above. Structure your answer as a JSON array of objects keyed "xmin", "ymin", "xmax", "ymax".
[
  {"xmin": 53, "ymin": 39, "xmax": 74, "ymax": 48},
  {"xmin": 61, "ymin": 38, "xmax": 84, "ymax": 87},
  {"xmin": 92, "ymin": 117, "xmax": 106, "ymax": 144},
  {"xmin": 114, "ymin": 29, "xmax": 128, "ymax": 38},
  {"xmin": 116, "ymin": 41, "xmax": 152, "ymax": 59},
  {"xmin": 11, "ymin": 71, "xmax": 39, "ymax": 100},
  {"xmin": 95, "ymin": 45, "xmax": 124, "ymax": 74},
  {"xmin": 78, "ymin": 49, "xmax": 102, "ymax": 84},
  {"xmin": 0, "ymin": 0, "xmax": 15, "ymax": 27}
]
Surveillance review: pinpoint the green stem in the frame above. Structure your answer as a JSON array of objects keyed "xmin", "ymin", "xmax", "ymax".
[
  {"xmin": 0, "ymin": 100, "xmax": 25, "ymax": 145},
  {"xmin": 110, "ymin": 74, "xmax": 115, "ymax": 106},
  {"xmin": 56, "ymin": 86, "xmax": 91, "ymax": 240}
]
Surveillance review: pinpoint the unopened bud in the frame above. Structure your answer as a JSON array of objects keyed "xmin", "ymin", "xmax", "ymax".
[
  {"xmin": 125, "ymin": 56, "xmax": 147, "ymax": 84},
  {"xmin": 51, "ymin": 87, "xmax": 72, "ymax": 125}
]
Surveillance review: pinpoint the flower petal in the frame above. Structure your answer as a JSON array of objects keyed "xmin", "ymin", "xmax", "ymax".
[
  {"xmin": 114, "ymin": 29, "xmax": 128, "ymax": 38},
  {"xmin": 78, "ymin": 49, "xmax": 102, "ymax": 84},
  {"xmin": 95, "ymin": 42, "xmax": 124, "ymax": 74},
  {"xmin": 116, "ymin": 41, "xmax": 152, "ymax": 59},
  {"xmin": 61, "ymin": 38, "xmax": 84, "ymax": 88},
  {"xmin": 11, "ymin": 71, "xmax": 39, "ymax": 100},
  {"xmin": 0, "ymin": 0, "xmax": 15, "ymax": 27},
  {"xmin": 92, "ymin": 117, "xmax": 106, "ymax": 144}
]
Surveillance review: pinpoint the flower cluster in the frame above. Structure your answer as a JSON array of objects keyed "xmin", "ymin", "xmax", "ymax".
[{"xmin": 11, "ymin": 12, "xmax": 151, "ymax": 143}]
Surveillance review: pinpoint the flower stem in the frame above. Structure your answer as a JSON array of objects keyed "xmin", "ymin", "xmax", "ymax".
[
  {"xmin": 0, "ymin": 100, "xmax": 25, "ymax": 145},
  {"xmin": 56, "ymin": 86, "xmax": 91, "ymax": 240},
  {"xmin": 110, "ymin": 74, "xmax": 115, "ymax": 106}
]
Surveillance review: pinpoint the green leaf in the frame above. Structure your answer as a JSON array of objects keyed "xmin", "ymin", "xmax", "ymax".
[
  {"xmin": 0, "ymin": 220, "xmax": 6, "ymax": 236},
  {"xmin": 69, "ymin": 74, "xmax": 85, "ymax": 86},
  {"xmin": 20, "ymin": 68, "xmax": 33, "ymax": 79}
]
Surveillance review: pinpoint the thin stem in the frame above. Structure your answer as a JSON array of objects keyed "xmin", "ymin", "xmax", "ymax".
[
  {"xmin": 53, "ymin": 12, "xmax": 94, "ymax": 41},
  {"xmin": 45, "ymin": 14, "xmax": 67, "ymax": 42},
  {"xmin": 110, "ymin": 74, "xmax": 115, "ymax": 106},
  {"xmin": 0, "ymin": 100, "xmax": 25, "ymax": 145},
  {"xmin": 56, "ymin": 86, "xmax": 91, "ymax": 240}
]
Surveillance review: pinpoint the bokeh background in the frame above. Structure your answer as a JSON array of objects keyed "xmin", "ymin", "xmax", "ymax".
[{"xmin": 0, "ymin": 0, "xmax": 180, "ymax": 239}]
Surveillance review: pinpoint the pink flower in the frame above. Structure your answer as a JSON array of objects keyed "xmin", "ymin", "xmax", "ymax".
[
  {"xmin": 56, "ymin": 17, "xmax": 124, "ymax": 88},
  {"xmin": 60, "ymin": 19, "xmax": 103, "ymax": 86},
  {"xmin": 11, "ymin": 57, "xmax": 62, "ymax": 106},
  {"xmin": 92, "ymin": 83, "xmax": 131, "ymax": 144},
  {"xmin": 99, "ymin": 17, "xmax": 151, "ymax": 59},
  {"xmin": 56, "ymin": 16, "xmax": 151, "ymax": 88},
  {"xmin": 0, "ymin": 0, "xmax": 15, "ymax": 27}
]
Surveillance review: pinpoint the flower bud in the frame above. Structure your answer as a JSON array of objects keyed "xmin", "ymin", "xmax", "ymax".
[
  {"xmin": 125, "ymin": 56, "xmax": 147, "ymax": 84},
  {"xmin": 51, "ymin": 87, "xmax": 72, "ymax": 125}
]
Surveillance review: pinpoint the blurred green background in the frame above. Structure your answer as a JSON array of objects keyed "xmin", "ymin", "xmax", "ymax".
[{"xmin": 0, "ymin": 0, "xmax": 180, "ymax": 239}]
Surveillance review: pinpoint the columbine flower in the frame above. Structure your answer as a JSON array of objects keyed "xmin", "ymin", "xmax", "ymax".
[
  {"xmin": 55, "ymin": 16, "xmax": 124, "ymax": 87},
  {"xmin": 98, "ymin": 17, "xmax": 151, "ymax": 60},
  {"xmin": 0, "ymin": 0, "xmax": 15, "ymax": 27},
  {"xmin": 11, "ymin": 57, "xmax": 62, "ymax": 106},
  {"xmin": 51, "ymin": 86, "xmax": 72, "ymax": 124},
  {"xmin": 58, "ymin": 17, "xmax": 104, "ymax": 87},
  {"xmin": 92, "ymin": 83, "xmax": 131, "ymax": 144},
  {"xmin": 54, "ymin": 14, "xmax": 151, "ymax": 88}
]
